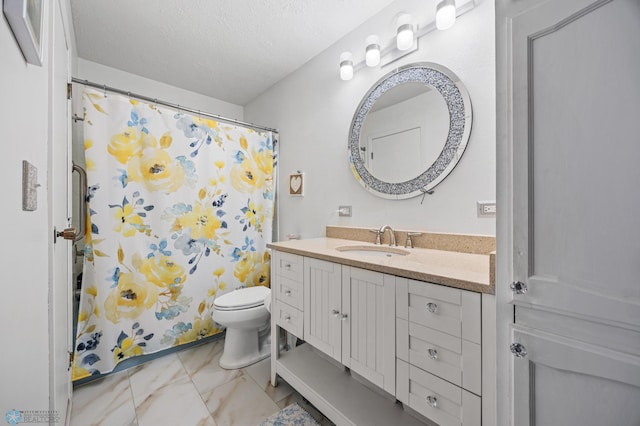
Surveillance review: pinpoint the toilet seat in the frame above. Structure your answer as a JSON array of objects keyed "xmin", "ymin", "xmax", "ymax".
[{"xmin": 213, "ymin": 286, "xmax": 270, "ymax": 311}]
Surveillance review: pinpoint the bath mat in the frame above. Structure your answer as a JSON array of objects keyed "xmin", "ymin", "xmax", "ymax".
[{"xmin": 258, "ymin": 402, "xmax": 320, "ymax": 426}]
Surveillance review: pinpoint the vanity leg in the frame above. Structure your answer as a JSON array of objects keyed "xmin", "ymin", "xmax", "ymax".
[{"xmin": 270, "ymin": 305, "xmax": 278, "ymax": 387}]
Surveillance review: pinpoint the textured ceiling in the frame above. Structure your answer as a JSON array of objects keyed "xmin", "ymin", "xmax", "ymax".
[{"xmin": 70, "ymin": 0, "xmax": 398, "ymax": 105}]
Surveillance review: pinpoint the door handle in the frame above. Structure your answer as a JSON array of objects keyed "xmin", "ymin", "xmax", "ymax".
[
  {"xmin": 71, "ymin": 163, "xmax": 87, "ymax": 242},
  {"xmin": 510, "ymin": 342, "xmax": 527, "ymax": 358},
  {"xmin": 510, "ymin": 281, "xmax": 528, "ymax": 294},
  {"xmin": 55, "ymin": 227, "xmax": 78, "ymax": 241}
]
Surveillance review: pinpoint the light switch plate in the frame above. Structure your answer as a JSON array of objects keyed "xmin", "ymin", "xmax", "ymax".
[{"xmin": 22, "ymin": 160, "xmax": 38, "ymax": 211}]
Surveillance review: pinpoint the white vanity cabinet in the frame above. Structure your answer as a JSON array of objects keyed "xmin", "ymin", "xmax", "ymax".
[
  {"xmin": 270, "ymin": 247, "xmax": 490, "ymax": 426},
  {"xmin": 303, "ymin": 258, "xmax": 396, "ymax": 394},
  {"xmin": 396, "ymin": 279, "xmax": 482, "ymax": 426}
]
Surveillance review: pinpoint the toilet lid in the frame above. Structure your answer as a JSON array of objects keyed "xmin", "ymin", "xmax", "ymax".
[{"xmin": 213, "ymin": 286, "xmax": 271, "ymax": 310}]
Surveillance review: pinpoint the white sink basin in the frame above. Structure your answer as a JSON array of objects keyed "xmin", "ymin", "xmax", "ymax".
[{"xmin": 336, "ymin": 245, "xmax": 410, "ymax": 258}]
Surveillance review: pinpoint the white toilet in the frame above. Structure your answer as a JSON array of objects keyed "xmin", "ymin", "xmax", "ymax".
[{"xmin": 212, "ymin": 286, "xmax": 271, "ymax": 369}]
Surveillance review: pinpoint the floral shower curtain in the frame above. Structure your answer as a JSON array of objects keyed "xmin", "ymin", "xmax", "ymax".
[{"xmin": 72, "ymin": 88, "xmax": 276, "ymax": 381}]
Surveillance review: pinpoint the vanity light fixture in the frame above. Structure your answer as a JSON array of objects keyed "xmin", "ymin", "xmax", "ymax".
[
  {"xmin": 338, "ymin": 1, "xmax": 476, "ymax": 81},
  {"xmin": 395, "ymin": 13, "xmax": 414, "ymax": 51},
  {"xmin": 365, "ymin": 35, "xmax": 381, "ymax": 67},
  {"xmin": 340, "ymin": 51, "xmax": 354, "ymax": 81},
  {"xmin": 436, "ymin": 0, "xmax": 457, "ymax": 30}
]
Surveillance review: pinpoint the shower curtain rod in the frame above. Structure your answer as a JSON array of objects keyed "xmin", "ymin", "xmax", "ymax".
[{"xmin": 71, "ymin": 77, "xmax": 278, "ymax": 134}]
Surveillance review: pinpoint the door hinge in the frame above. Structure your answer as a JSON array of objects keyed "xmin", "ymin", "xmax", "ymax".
[
  {"xmin": 67, "ymin": 83, "xmax": 72, "ymax": 100},
  {"xmin": 68, "ymin": 351, "xmax": 74, "ymax": 370}
]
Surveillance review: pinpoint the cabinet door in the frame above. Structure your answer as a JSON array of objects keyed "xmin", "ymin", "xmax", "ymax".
[
  {"xmin": 342, "ymin": 267, "xmax": 396, "ymax": 395},
  {"xmin": 303, "ymin": 257, "xmax": 342, "ymax": 362},
  {"xmin": 512, "ymin": 326, "xmax": 640, "ymax": 426}
]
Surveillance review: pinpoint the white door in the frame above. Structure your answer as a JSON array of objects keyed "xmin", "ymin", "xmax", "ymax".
[
  {"xmin": 498, "ymin": 0, "xmax": 640, "ymax": 424},
  {"xmin": 49, "ymin": 1, "xmax": 72, "ymax": 422}
]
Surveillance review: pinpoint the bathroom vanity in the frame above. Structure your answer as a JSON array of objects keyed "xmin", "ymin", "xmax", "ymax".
[{"xmin": 269, "ymin": 226, "xmax": 495, "ymax": 426}]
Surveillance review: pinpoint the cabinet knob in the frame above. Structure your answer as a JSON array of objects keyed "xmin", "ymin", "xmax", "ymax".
[
  {"xmin": 426, "ymin": 396, "xmax": 438, "ymax": 408},
  {"xmin": 510, "ymin": 281, "xmax": 528, "ymax": 294},
  {"xmin": 510, "ymin": 342, "xmax": 527, "ymax": 358},
  {"xmin": 283, "ymin": 263, "xmax": 292, "ymax": 269},
  {"xmin": 426, "ymin": 302, "xmax": 438, "ymax": 313},
  {"xmin": 284, "ymin": 290, "xmax": 292, "ymax": 296},
  {"xmin": 427, "ymin": 348, "xmax": 439, "ymax": 360},
  {"xmin": 284, "ymin": 315, "xmax": 291, "ymax": 322},
  {"xmin": 332, "ymin": 309, "xmax": 340, "ymax": 317},
  {"xmin": 341, "ymin": 313, "xmax": 348, "ymax": 321}
]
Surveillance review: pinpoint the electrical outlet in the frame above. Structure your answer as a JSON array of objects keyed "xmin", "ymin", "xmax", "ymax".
[
  {"xmin": 477, "ymin": 201, "xmax": 496, "ymax": 218},
  {"xmin": 338, "ymin": 205, "xmax": 352, "ymax": 217}
]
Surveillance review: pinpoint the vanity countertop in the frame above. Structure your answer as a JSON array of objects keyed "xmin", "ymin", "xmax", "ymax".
[{"xmin": 268, "ymin": 237, "xmax": 495, "ymax": 294}]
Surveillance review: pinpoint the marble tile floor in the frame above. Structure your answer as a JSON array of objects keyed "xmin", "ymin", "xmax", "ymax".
[{"xmin": 70, "ymin": 338, "xmax": 334, "ymax": 426}]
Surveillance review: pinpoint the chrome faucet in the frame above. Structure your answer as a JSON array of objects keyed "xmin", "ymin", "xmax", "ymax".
[{"xmin": 378, "ymin": 225, "xmax": 396, "ymax": 247}]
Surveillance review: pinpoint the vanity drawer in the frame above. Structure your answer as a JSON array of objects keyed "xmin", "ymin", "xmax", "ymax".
[
  {"xmin": 275, "ymin": 275, "xmax": 303, "ymax": 310},
  {"xmin": 407, "ymin": 280, "xmax": 481, "ymax": 344},
  {"xmin": 407, "ymin": 321, "xmax": 481, "ymax": 395},
  {"xmin": 274, "ymin": 301, "xmax": 303, "ymax": 339},
  {"xmin": 273, "ymin": 251, "xmax": 303, "ymax": 282},
  {"xmin": 398, "ymin": 360, "xmax": 480, "ymax": 426}
]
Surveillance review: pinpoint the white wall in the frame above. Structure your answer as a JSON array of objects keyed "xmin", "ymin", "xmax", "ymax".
[
  {"xmin": 0, "ymin": 0, "xmax": 53, "ymax": 415},
  {"xmin": 245, "ymin": 0, "xmax": 495, "ymax": 240},
  {"xmin": 75, "ymin": 59, "xmax": 244, "ymax": 121}
]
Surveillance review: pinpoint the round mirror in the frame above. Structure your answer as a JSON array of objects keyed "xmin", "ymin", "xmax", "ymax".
[{"xmin": 348, "ymin": 62, "xmax": 472, "ymax": 199}]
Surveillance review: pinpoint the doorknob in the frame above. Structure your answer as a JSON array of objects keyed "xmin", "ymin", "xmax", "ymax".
[
  {"xmin": 54, "ymin": 227, "xmax": 77, "ymax": 242},
  {"xmin": 510, "ymin": 342, "xmax": 527, "ymax": 358},
  {"xmin": 510, "ymin": 281, "xmax": 528, "ymax": 294}
]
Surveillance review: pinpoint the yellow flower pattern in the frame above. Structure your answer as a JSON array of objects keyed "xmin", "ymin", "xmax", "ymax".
[{"xmin": 73, "ymin": 89, "xmax": 275, "ymax": 381}]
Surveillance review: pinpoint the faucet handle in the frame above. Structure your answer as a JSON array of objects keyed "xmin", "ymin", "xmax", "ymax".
[
  {"xmin": 405, "ymin": 232, "xmax": 422, "ymax": 248},
  {"xmin": 369, "ymin": 229, "xmax": 382, "ymax": 245}
]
